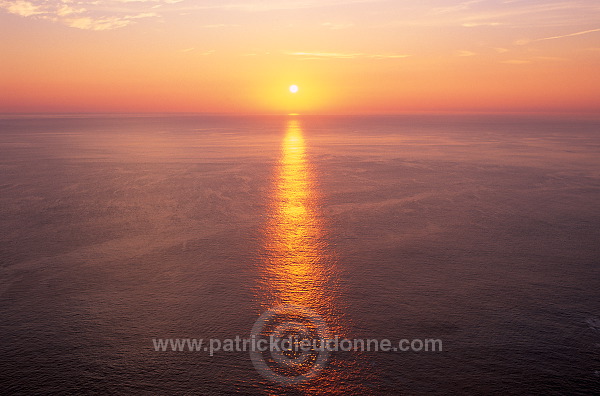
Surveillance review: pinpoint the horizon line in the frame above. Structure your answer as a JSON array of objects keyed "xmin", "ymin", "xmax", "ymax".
[{"xmin": 1, "ymin": 110, "xmax": 600, "ymax": 118}]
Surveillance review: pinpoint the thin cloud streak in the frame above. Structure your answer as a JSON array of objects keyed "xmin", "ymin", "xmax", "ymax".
[
  {"xmin": 285, "ymin": 51, "xmax": 410, "ymax": 59},
  {"xmin": 533, "ymin": 27, "xmax": 600, "ymax": 42},
  {"xmin": 501, "ymin": 59, "xmax": 531, "ymax": 64}
]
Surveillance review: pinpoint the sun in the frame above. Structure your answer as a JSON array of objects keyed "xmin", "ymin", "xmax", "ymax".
[{"xmin": 289, "ymin": 85, "xmax": 299, "ymax": 94}]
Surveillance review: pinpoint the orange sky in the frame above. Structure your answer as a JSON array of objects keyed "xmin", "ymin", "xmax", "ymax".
[{"xmin": 1, "ymin": 0, "xmax": 599, "ymax": 114}]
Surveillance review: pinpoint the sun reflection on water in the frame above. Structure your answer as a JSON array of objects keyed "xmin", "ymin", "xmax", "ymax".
[
  {"xmin": 259, "ymin": 119, "xmax": 336, "ymax": 314},
  {"xmin": 254, "ymin": 119, "xmax": 373, "ymax": 393}
]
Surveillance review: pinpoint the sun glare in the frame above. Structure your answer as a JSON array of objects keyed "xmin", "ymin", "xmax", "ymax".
[{"xmin": 289, "ymin": 85, "xmax": 299, "ymax": 94}]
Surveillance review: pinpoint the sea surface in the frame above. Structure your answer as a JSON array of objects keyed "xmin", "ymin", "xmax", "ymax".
[{"xmin": 1, "ymin": 114, "xmax": 599, "ymax": 395}]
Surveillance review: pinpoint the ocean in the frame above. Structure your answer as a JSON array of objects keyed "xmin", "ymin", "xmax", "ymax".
[{"xmin": 1, "ymin": 114, "xmax": 599, "ymax": 394}]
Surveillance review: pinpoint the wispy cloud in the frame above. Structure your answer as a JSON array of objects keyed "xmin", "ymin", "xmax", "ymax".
[
  {"xmin": 373, "ymin": 1, "xmax": 600, "ymax": 32},
  {"xmin": 286, "ymin": 51, "xmax": 362, "ymax": 59},
  {"xmin": 1, "ymin": 0, "xmax": 43, "ymax": 17},
  {"xmin": 433, "ymin": 0, "xmax": 484, "ymax": 15},
  {"xmin": 65, "ymin": 12, "xmax": 157, "ymax": 31},
  {"xmin": 0, "ymin": 0, "xmax": 163, "ymax": 30},
  {"xmin": 461, "ymin": 21, "xmax": 502, "ymax": 27},
  {"xmin": 459, "ymin": 1, "xmax": 600, "ymax": 28},
  {"xmin": 285, "ymin": 51, "xmax": 410, "ymax": 59},
  {"xmin": 501, "ymin": 59, "xmax": 531, "ymax": 65},
  {"xmin": 517, "ymin": 27, "xmax": 600, "ymax": 45},
  {"xmin": 202, "ymin": 23, "xmax": 238, "ymax": 28},
  {"xmin": 456, "ymin": 50, "xmax": 476, "ymax": 57}
]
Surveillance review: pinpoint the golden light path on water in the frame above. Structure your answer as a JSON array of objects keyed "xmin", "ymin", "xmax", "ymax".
[
  {"xmin": 254, "ymin": 119, "xmax": 374, "ymax": 394},
  {"xmin": 260, "ymin": 118, "xmax": 336, "ymax": 316}
]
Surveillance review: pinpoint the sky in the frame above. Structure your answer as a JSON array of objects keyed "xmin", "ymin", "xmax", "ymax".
[{"xmin": 1, "ymin": 0, "xmax": 599, "ymax": 114}]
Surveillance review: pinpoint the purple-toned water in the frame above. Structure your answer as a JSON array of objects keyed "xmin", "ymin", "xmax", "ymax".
[{"xmin": 1, "ymin": 114, "xmax": 599, "ymax": 394}]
